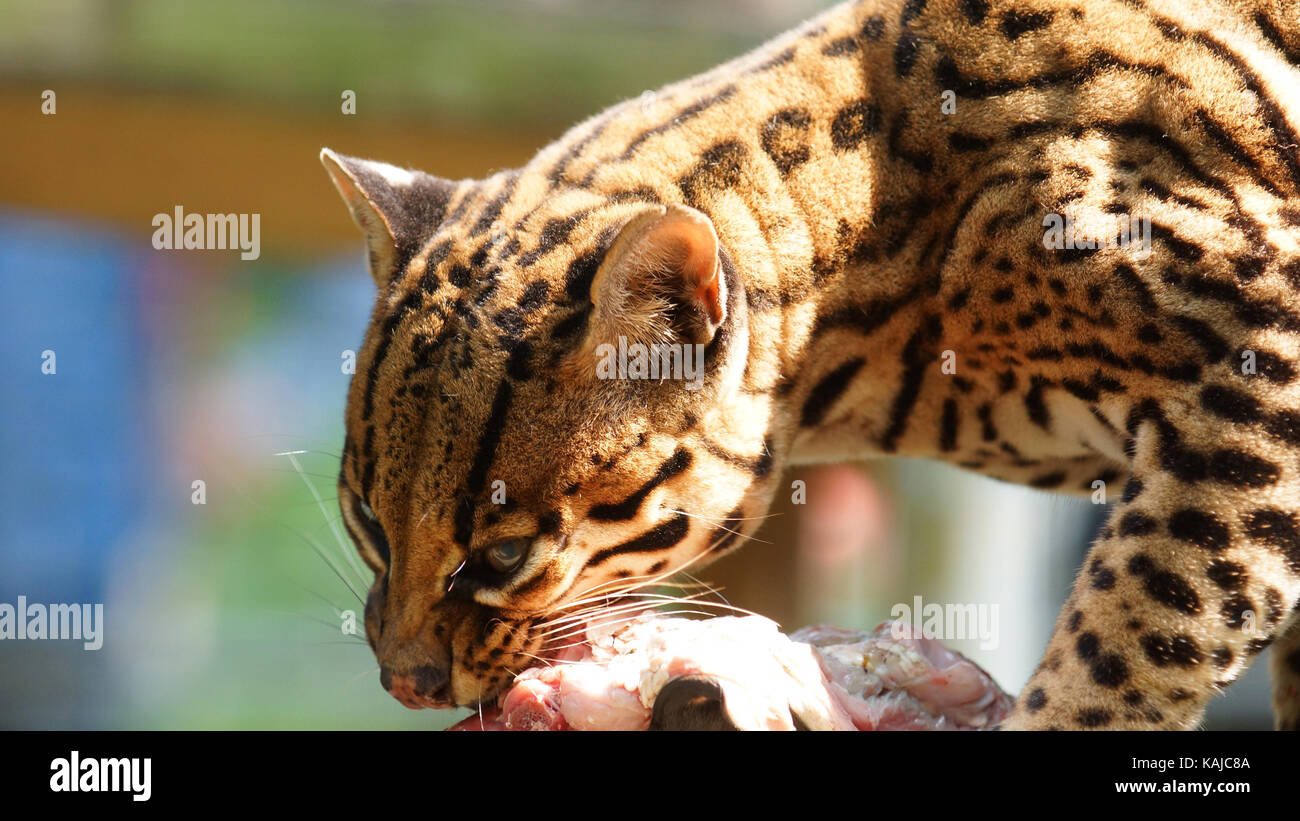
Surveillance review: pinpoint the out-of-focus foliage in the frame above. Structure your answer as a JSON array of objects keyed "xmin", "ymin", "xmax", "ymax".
[{"xmin": 0, "ymin": 0, "xmax": 828, "ymax": 127}]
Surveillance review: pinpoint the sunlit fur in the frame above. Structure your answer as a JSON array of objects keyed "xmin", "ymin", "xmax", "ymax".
[{"xmin": 328, "ymin": 0, "xmax": 1300, "ymax": 728}]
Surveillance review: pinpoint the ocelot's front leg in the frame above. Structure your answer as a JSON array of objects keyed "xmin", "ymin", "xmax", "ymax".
[{"xmin": 1003, "ymin": 401, "xmax": 1300, "ymax": 729}]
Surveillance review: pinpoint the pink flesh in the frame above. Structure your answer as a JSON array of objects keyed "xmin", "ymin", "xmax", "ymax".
[
  {"xmin": 448, "ymin": 617, "xmax": 1011, "ymax": 731},
  {"xmin": 795, "ymin": 622, "xmax": 1013, "ymax": 730}
]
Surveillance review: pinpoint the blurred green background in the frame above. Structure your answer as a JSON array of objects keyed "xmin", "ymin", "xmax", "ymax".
[{"xmin": 0, "ymin": 0, "xmax": 1271, "ymax": 729}]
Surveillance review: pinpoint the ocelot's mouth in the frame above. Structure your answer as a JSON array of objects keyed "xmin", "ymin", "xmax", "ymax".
[
  {"xmin": 384, "ymin": 668, "xmax": 456, "ymax": 711},
  {"xmin": 453, "ymin": 612, "xmax": 652, "ymax": 731}
]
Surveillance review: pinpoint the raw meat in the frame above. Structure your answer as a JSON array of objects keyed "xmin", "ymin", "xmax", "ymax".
[{"xmin": 449, "ymin": 614, "xmax": 1012, "ymax": 731}]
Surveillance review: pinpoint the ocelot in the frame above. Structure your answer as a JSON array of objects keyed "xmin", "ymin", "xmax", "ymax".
[{"xmin": 323, "ymin": 0, "xmax": 1300, "ymax": 729}]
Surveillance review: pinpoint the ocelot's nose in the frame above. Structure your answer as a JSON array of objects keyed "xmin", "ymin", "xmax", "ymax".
[{"xmin": 380, "ymin": 664, "xmax": 452, "ymax": 709}]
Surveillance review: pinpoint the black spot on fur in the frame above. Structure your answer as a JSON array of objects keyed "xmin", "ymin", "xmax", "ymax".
[
  {"xmin": 535, "ymin": 509, "xmax": 561, "ymax": 535},
  {"xmin": 448, "ymin": 263, "xmax": 472, "ymax": 288},
  {"xmin": 466, "ymin": 380, "xmax": 514, "ymax": 499},
  {"xmin": 801, "ymin": 358, "xmax": 866, "ymax": 427},
  {"xmin": 1140, "ymin": 633, "xmax": 1203, "ymax": 667},
  {"xmin": 1167, "ymin": 509, "xmax": 1230, "ymax": 551},
  {"xmin": 976, "ymin": 403, "xmax": 997, "ymax": 441},
  {"xmin": 1076, "ymin": 708, "xmax": 1112, "ymax": 727},
  {"xmin": 1120, "ymin": 478, "xmax": 1143, "ymax": 503},
  {"xmin": 1171, "ymin": 315, "xmax": 1228, "ymax": 363},
  {"xmin": 960, "ymin": 0, "xmax": 988, "ymax": 25},
  {"xmin": 494, "ymin": 307, "xmax": 525, "ymax": 342},
  {"xmin": 1076, "ymin": 631, "xmax": 1100, "ymax": 661},
  {"xmin": 1243, "ymin": 508, "xmax": 1300, "ymax": 572},
  {"xmin": 679, "ymin": 141, "xmax": 749, "ymax": 206},
  {"xmin": 550, "ymin": 306, "xmax": 590, "ymax": 341},
  {"xmin": 1001, "ymin": 10, "xmax": 1053, "ymax": 40},
  {"xmin": 1206, "ymin": 559, "xmax": 1248, "ymax": 590},
  {"xmin": 588, "ymin": 513, "xmax": 691, "ymax": 566},
  {"xmin": 564, "ymin": 250, "xmax": 603, "ymax": 302},
  {"xmin": 822, "ymin": 35, "xmax": 861, "ymax": 57},
  {"xmin": 900, "ymin": 0, "xmax": 928, "ymax": 25},
  {"xmin": 588, "ymin": 448, "xmax": 693, "ymax": 521},
  {"xmin": 1127, "ymin": 553, "xmax": 1155, "ymax": 576},
  {"xmin": 505, "ymin": 340, "xmax": 533, "ymax": 380},
  {"xmin": 1265, "ymin": 410, "xmax": 1300, "ymax": 445},
  {"xmin": 830, "ymin": 99, "xmax": 883, "ymax": 151},
  {"xmin": 518, "ymin": 280, "xmax": 550, "ymax": 313},
  {"xmin": 1025, "ymin": 687, "xmax": 1047, "ymax": 711},
  {"xmin": 948, "ymin": 131, "xmax": 993, "ymax": 152},
  {"xmin": 1209, "ymin": 449, "xmax": 1279, "ymax": 487},
  {"xmin": 1091, "ymin": 567, "xmax": 1116, "ymax": 591},
  {"xmin": 862, "ymin": 15, "xmax": 886, "ymax": 40},
  {"xmin": 1024, "ymin": 377, "xmax": 1050, "ymax": 429},
  {"xmin": 1029, "ymin": 471, "xmax": 1065, "ymax": 489},
  {"xmin": 1221, "ymin": 593, "xmax": 1255, "ymax": 629},
  {"xmin": 879, "ymin": 323, "xmax": 935, "ymax": 452},
  {"xmin": 893, "ymin": 32, "xmax": 922, "ymax": 76},
  {"xmin": 1090, "ymin": 653, "xmax": 1130, "ymax": 688},
  {"xmin": 1118, "ymin": 511, "xmax": 1157, "ymax": 536},
  {"xmin": 1147, "ymin": 571, "xmax": 1202, "ymax": 615},
  {"xmin": 939, "ymin": 398, "xmax": 959, "ymax": 452},
  {"xmin": 1150, "ymin": 222, "xmax": 1204, "ymax": 262},
  {"xmin": 1253, "ymin": 350, "xmax": 1297, "ymax": 383},
  {"xmin": 750, "ymin": 46, "xmax": 796, "ymax": 73},
  {"xmin": 1200, "ymin": 384, "xmax": 1264, "ymax": 422},
  {"xmin": 761, "ymin": 108, "xmax": 813, "ymax": 173},
  {"xmin": 620, "ymin": 86, "xmax": 737, "ymax": 162}
]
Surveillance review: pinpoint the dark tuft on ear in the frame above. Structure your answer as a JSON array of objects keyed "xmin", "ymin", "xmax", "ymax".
[{"xmin": 320, "ymin": 148, "xmax": 457, "ymax": 289}]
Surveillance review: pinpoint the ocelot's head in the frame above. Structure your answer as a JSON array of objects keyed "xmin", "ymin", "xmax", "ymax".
[{"xmin": 321, "ymin": 149, "xmax": 780, "ymax": 708}]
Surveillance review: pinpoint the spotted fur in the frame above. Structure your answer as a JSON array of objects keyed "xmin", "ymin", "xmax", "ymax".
[{"xmin": 324, "ymin": 0, "xmax": 1300, "ymax": 728}]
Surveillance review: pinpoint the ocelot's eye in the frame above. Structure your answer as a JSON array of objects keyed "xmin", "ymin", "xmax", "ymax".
[{"xmin": 484, "ymin": 538, "xmax": 530, "ymax": 574}]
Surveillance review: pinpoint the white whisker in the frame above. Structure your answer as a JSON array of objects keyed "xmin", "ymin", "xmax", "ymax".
[
  {"xmin": 284, "ymin": 524, "xmax": 366, "ymax": 606},
  {"xmin": 280, "ymin": 450, "xmax": 370, "ymax": 588}
]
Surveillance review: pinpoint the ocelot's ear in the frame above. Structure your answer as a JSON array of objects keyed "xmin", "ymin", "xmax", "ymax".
[
  {"xmin": 584, "ymin": 204, "xmax": 726, "ymax": 352},
  {"xmin": 320, "ymin": 148, "xmax": 456, "ymax": 289}
]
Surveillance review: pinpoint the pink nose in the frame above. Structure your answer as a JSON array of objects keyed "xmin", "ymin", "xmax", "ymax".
[{"xmin": 381, "ymin": 665, "xmax": 452, "ymax": 709}]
